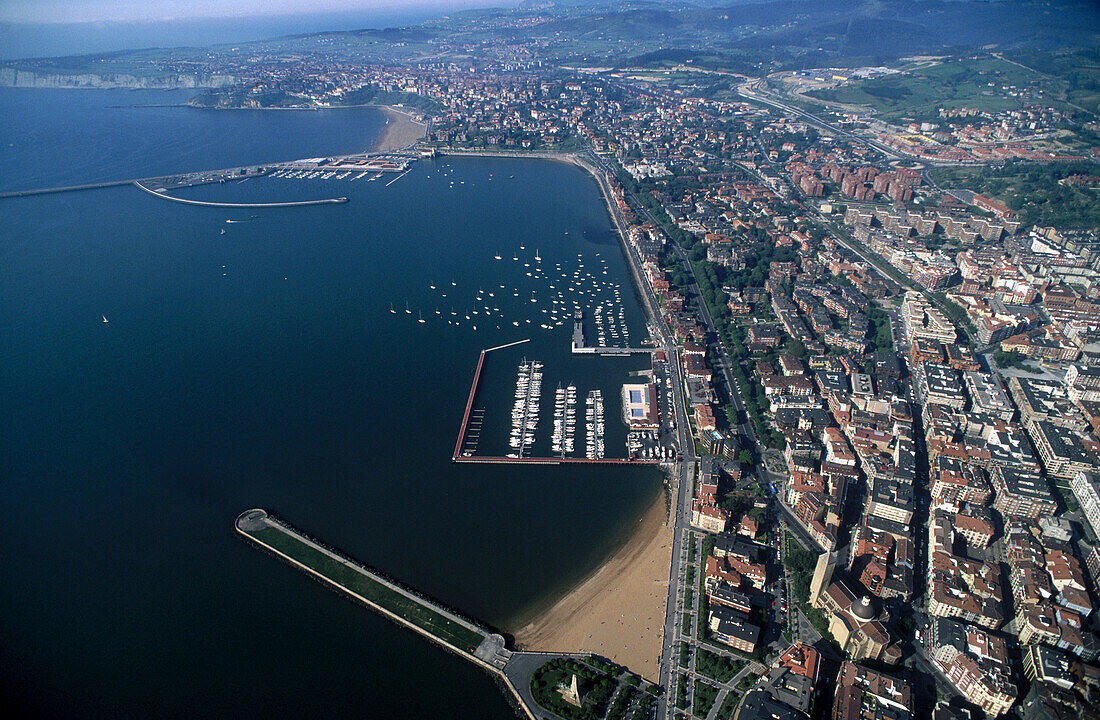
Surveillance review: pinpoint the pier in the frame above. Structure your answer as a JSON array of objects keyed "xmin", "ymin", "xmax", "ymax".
[
  {"xmin": 235, "ymin": 508, "xmax": 606, "ymax": 720},
  {"xmin": 0, "ymin": 178, "xmax": 134, "ymax": 199},
  {"xmin": 452, "ymin": 339, "xmax": 531, "ymax": 460},
  {"xmin": 571, "ymin": 310, "xmax": 654, "ymax": 356},
  {"xmin": 454, "ymin": 455, "xmax": 661, "ymax": 466}
]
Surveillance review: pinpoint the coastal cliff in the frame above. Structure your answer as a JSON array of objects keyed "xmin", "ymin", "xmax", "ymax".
[{"xmin": 0, "ymin": 68, "xmax": 236, "ymax": 90}]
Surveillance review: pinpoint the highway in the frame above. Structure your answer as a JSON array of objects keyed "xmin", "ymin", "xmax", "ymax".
[{"xmin": 736, "ymin": 81, "xmax": 902, "ymax": 162}]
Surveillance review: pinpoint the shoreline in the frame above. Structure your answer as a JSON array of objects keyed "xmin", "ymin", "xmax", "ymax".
[
  {"xmin": 509, "ymin": 486, "xmax": 672, "ymax": 681},
  {"xmin": 371, "ymin": 105, "xmax": 428, "ymax": 153}
]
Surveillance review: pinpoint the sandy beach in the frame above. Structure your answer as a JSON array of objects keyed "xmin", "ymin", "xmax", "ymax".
[
  {"xmin": 511, "ymin": 490, "xmax": 672, "ymax": 681},
  {"xmin": 372, "ymin": 106, "xmax": 428, "ymax": 153}
]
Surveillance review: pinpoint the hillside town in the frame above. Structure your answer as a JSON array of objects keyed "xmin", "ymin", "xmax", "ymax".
[
  {"xmin": 141, "ymin": 52, "xmax": 1100, "ymax": 718},
  {"xmin": 6, "ymin": 0, "xmax": 1100, "ymax": 718},
  {"xmin": 21, "ymin": 51, "xmax": 1100, "ymax": 720},
  {"xmin": 340, "ymin": 62, "xmax": 1100, "ymax": 720}
]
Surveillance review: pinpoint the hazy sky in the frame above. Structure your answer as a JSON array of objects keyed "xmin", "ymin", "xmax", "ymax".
[{"xmin": 0, "ymin": 0, "xmax": 504, "ymax": 24}]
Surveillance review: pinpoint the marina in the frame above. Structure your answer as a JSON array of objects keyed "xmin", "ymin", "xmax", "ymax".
[
  {"xmin": 452, "ymin": 348, "xmax": 661, "ymax": 465},
  {"xmin": 550, "ymin": 384, "xmax": 577, "ymax": 458},
  {"xmin": 1, "ymin": 152, "xmax": 416, "ymax": 203},
  {"xmin": 571, "ymin": 309, "xmax": 653, "ymax": 356},
  {"xmin": 508, "ymin": 360, "xmax": 543, "ymax": 458},
  {"xmin": 585, "ymin": 390, "xmax": 606, "ymax": 460}
]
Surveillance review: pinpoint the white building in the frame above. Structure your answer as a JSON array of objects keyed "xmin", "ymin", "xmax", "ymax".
[{"xmin": 1071, "ymin": 471, "xmax": 1100, "ymax": 540}]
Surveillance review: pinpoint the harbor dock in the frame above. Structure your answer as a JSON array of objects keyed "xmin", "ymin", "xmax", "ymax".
[
  {"xmin": 451, "ymin": 340, "xmax": 663, "ymax": 465},
  {"xmin": 454, "ymin": 455, "xmax": 660, "ymax": 465},
  {"xmin": 570, "ymin": 310, "xmax": 653, "ymax": 356},
  {"xmin": 0, "ymin": 151, "xmax": 415, "ymax": 203},
  {"xmin": 452, "ymin": 339, "xmax": 531, "ymax": 461}
]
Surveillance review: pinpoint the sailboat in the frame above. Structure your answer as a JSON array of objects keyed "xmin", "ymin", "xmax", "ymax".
[
  {"xmin": 405, "ymin": 301, "xmax": 412, "ymax": 314},
  {"xmin": 494, "ymin": 253, "xmax": 502, "ymax": 260},
  {"xmin": 418, "ymin": 311, "xmax": 426, "ymax": 324},
  {"xmin": 535, "ymin": 249, "xmax": 541, "ymax": 262},
  {"xmin": 102, "ymin": 315, "xmax": 109, "ymax": 323},
  {"xmin": 389, "ymin": 303, "xmax": 396, "ymax": 314}
]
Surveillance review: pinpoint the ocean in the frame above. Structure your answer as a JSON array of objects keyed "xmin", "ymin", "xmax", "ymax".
[
  {"xmin": 0, "ymin": 88, "xmax": 663, "ymax": 718},
  {"xmin": 0, "ymin": 5, "xmax": 518, "ymax": 61}
]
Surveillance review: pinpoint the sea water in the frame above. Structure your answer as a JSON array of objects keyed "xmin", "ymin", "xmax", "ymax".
[{"xmin": 0, "ymin": 88, "xmax": 663, "ymax": 718}]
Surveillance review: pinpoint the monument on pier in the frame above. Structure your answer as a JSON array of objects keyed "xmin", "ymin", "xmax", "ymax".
[{"xmin": 558, "ymin": 673, "xmax": 586, "ymax": 707}]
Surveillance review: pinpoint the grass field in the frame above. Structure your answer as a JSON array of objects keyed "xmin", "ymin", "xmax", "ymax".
[
  {"xmin": 930, "ymin": 161, "xmax": 1100, "ymax": 231},
  {"xmin": 805, "ymin": 55, "xmax": 1077, "ymax": 123}
]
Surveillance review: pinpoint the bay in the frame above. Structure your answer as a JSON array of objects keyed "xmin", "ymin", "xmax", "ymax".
[{"xmin": 0, "ymin": 89, "xmax": 663, "ymax": 718}]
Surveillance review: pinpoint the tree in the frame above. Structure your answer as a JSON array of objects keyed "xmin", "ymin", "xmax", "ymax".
[
  {"xmin": 738, "ymin": 449, "xmax": 753, "ymax": 465},
  {"xmin": 785, "ymin": 338, "xmax": 807, "ymax": 359}
]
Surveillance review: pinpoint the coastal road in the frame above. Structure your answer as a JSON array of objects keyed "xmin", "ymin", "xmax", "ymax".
[
  {"xmin": 736, "ymin": 81, "xmax": 903, "ymax": 162},
  {"xmin": 583, "ymin": 147, "xmax": 698, "ymax": 720}
]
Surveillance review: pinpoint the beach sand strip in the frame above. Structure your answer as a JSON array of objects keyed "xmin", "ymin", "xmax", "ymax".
[
  {"xmin": 372, "ymin": 106, "xmax": 428, "ymax": 153},
  {"xmin": 510, "ymin": 491, "xmax": 672, "ymax": 681}
]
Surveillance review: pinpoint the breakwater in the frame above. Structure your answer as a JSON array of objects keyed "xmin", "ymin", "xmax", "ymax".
[
  {"xmin": 134, "ymin": 180, "xmax": 348, "ymax": 208},
  {"xmin": 236, "ymin": 510, "xmax": 511, "ymax": 665},
  {"xmin": 452, "ymin": 339, "xmax": 531, "ymax": 461},
  {"xmin": 0, "ymin": 179, "xmax": 134, "ymax": 199},
  {"xmin": 235, "ymin": 508, "xmax": 564, "ymax": 720}
]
